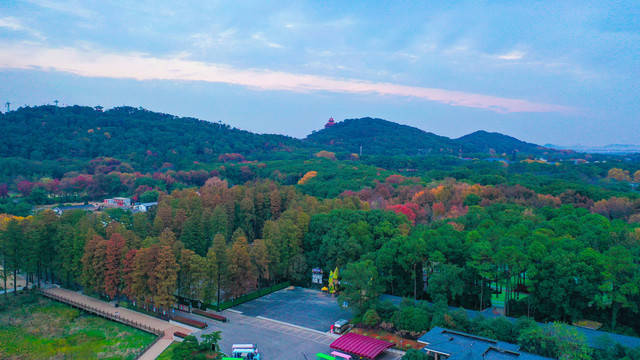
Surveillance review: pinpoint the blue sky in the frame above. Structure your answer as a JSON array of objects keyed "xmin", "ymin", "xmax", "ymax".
[{"xmin": 0, "ymin": 1, "xmax": 638, "ymax": 146}]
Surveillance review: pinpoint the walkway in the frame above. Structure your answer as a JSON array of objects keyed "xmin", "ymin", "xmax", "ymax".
[{"xmin": 41, "ymin": 286, "xmax": 193, "ymax": 360}]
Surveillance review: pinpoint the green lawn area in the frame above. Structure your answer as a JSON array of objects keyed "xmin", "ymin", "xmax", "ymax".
[
  {"xmin": 490, "ymin": 289, "xmax": 529, "ymax": 306},
  {"xmin": 157, "ymin": 341, "xmax": 179, "ymax": 360},
  {"xmin": 0, "ymin": 294, "xmax": 157, "ymax": 359},
  {"xmin": 489, "ymin": 273, "xmax": 531, "ymax": 306}
]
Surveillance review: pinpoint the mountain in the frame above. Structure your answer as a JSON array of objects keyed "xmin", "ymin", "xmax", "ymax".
[
  {"xmin": 457, "ymin": 130, "xmax": 545, "ymax": 155},
  {"xmin": 545, "ymin": 143, "xmax": 640, "ymax": 155},
  {"xmin": 0, "ymin": 105, "xmax": 303, "ymax": 170},
  {"xmin": 0, "ymin": 106, "xmax": 555, "ymax": 176},
  {"xmin": 304, "ymin": 117, "xmax": 466, "ymax": 156}
]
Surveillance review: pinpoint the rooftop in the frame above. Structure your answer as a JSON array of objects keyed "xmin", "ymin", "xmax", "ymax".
[{"xmin": 419, "ymin": 327, "xmax": 553, "ymax": 360}]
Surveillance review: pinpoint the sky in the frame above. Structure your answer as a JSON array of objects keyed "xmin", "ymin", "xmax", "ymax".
[{"xmin": 0, "ymin": 1, "xmax": 638, "ymax": 146}]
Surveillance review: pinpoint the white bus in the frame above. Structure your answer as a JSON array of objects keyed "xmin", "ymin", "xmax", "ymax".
[{"xmin": 231, "ymin": 344, "xmax": 261, "ymax": 360}]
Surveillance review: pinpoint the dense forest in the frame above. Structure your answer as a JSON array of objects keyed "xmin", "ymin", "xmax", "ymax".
[{"xmin": 1, "ymin": 105, "xmax": 640, "ymax": 359}]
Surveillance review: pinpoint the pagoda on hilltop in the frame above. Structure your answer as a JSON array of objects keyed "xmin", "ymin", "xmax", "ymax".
[{"xmin": 324, "ymin": 117, "xmax": 336, "ymax": 129}]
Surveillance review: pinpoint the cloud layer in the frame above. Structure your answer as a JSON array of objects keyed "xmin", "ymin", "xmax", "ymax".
[{"xmin": 0, "ymin": 44, "xmax": 572, "ymax": 114}]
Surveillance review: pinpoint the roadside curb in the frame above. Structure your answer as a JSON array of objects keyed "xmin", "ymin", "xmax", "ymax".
[{"xmin": 256, "ymin": 316, "xmax": 340, "ymax": 339}]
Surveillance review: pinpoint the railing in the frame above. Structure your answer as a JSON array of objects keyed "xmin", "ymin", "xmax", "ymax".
[
  {"xmin": 40, "ymin": 290, "xmax": 164, "ymax": 335},
  {"xmin": 133, "ymin": 335, "xmax": 163, "ymax": 360},
  {"xmin": 40, "ymin": 289, "xmax": 166, "ymax": 359}
]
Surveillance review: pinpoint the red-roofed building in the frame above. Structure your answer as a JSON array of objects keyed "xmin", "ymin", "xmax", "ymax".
[
  {"xmin": 330, "ymin": 333, "xmax": 394, "ymax": 359},
  {"xmin": 325, "ymin": 117, "xmax": 336, "ymax": 129}
]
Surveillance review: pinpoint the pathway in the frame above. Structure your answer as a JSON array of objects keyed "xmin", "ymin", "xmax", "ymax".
[{"xmin": 41, "ymin": 286, "xmax": 193, "ymax": 360}]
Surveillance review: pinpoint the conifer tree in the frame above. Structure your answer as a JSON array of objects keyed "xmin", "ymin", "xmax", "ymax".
[
  {"xmin": 104, "ymin": 233, "xmax": 126, "ymax": 300},
  {"xmin": 226, "ymin": 234, "xmax": 256, "ymax": 298},
  {"xmin": 203, "ymin": 247, "xmax": 218, "ymax": 303},
  {"xmin": 154, "ymin": 245, "xmax": 178, "ymax": 312}
]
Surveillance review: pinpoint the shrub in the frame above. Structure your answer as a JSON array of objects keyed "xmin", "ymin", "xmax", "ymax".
[
  {"xmin": 363, "ymin": 309, "xmax": 381, "ymax": 327},
  {"xmin": 171, "ymin": 316, "xmax": 207, "ymax": 329}
]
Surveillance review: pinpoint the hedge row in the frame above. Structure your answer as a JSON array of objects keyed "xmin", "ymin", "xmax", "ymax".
[
  {"xmin": 171, "ymin": 315, "xmax": 207, "ymax": 329},
  {"xmin": 192, "ymin": 309, "xmax": 227, "ymax": 322},
  {"xmin": 174, "ymin": 331, "xmax": 188, "ymax": 339}
]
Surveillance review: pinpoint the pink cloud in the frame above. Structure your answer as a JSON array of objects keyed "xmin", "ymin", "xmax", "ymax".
[{"xmin": 0, "ymin": 44, "xmax": 573, "ymax": 113}]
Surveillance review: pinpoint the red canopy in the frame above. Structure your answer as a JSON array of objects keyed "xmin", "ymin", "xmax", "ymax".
[{"xmin": 330, "ymin": 333, "xmax": 395, "ymax": 359}]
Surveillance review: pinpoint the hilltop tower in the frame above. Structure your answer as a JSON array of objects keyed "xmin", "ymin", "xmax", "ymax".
[{"xmin": 324, "ymin": 117, "xmax": 335, "ymax": 129}]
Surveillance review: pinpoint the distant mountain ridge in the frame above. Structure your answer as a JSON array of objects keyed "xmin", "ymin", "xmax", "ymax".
[
  {"xmin": 545, "ymin": 143, "xmax": 640, "ymax": 155},
  {"xmin": 457, "ymin": 130, "xmax": 546, "ymax": 155},
  {"xmin": 0, "ymin": 106, "xmax": 557, "ymax": 168},
  {"xmin": 304, "ymin": 117, "xmax": 465, "ymax": 155},
  {"xmin": 304, "ymin": 117, "xmax": 546, "ymax": 156}
]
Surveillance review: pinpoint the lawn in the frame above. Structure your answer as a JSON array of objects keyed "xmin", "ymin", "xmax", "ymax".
[
  {"xmin": 157, "ymin": 341, "xmax": 179, "ymax": 360},
  {"xmin": 488, "ymin": 273, "xmax": 531, "ymax": 307},
  {"xmin": 489, "ymin": 287, "xmax": 529, "ymax": 307},
  {"xmin": 0, "ymin": 294, "xmax": 157, "ymax": 359},
  {"xmin": 350, "ymin": 327, "xmax": 423, "ymax": 350}
]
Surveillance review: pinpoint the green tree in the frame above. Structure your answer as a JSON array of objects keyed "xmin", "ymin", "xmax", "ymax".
[
  {"xmin": 468, "ymin": 240, "xmax": 494, "ymax": 310},
  {"xmin": 172, "ymin": 335, "xmax": 199, "ymax": 360},
  {"xmin": 202, "ymin": 247, "xmax": 218, "ymax": 304},
  {"xmin": 249, "ymin": 238, "xmax": 270, "ymax": 282},
  {"xmin": 399, "ymin": 234, "xmax": 426, "ymax": 300},
  {"xmin": 401, "ymin": 349, "xmax": 430, "ymax": 360},
  {"xmin": 338, "ymin": 259, "xmax": 384, "ymax": 315},
  {"xmin": 363, "ymin": 309, "xmax": 381, "ymax": 327},
  {"xmin": 598, "ymin": 246, "xmax": 640, "ymax": 330},
  {"xmin": 200, "ymin": 331, "xmax": 222, "ymax": 352},
  {"xmin": 427, "ymin": 264, "xmax": 464, "ymax": 305}
]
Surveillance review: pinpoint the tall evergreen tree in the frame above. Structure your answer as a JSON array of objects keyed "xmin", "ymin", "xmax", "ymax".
[{"xmin": 226, "ymin": 234, "xmax": 256, "ymax": 299}]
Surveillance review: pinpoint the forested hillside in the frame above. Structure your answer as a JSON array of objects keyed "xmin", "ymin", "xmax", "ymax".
[
  {"xmin": 457, "ymin": 130, "xmax": 545, "ymax": 155},
  {"xmin": 1, "ymin": 105, "xmax": 640, "ymax": 359},
  {"xmin": 305, "ymin": 117, "xmax": 466, "ymax": 156},
  {"xmin": 0, "ymin": 105, "xmax": 304, "ymax": 171}
]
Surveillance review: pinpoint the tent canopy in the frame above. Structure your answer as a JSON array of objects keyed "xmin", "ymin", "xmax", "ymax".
[{"xmin": 329, "ymin": 333, "xmax": 394, "ymax": 360}]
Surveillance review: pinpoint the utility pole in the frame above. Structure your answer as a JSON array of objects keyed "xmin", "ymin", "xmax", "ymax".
[
  {"xmin": 5, "ymin": 101, "xmax": 10, "ymax": 112},
  {"xmin": 54, "ymin": 99, "xmax": 59, "ymax": 107}
]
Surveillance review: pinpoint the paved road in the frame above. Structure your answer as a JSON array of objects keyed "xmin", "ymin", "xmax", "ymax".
[
  {"xmin": 41, "ymin": 286, "xmax": 192, "ymax": 360},
  {"xmin": 183, "ymin": 309, "xmax": 402, "ymax": 360}
]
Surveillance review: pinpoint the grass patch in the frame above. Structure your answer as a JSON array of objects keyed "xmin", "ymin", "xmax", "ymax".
[
  {"xmin": 157, "ymin": 341, "xmax": 180, "ymax": 360},
  {"xmin": 0, "ymin": 294, "xmax": 156, "ymax": 359}
]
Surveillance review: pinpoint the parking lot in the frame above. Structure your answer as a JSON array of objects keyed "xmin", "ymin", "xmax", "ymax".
[
  {"xmin": 233, "ymin": 287, "xmax": 353, "ymax": 332},
  {"xmin": 190, "ymin": 310, "xmax": 402, "ymax": 360},
  {"xmin": 182, "ymin": 287, "xmax": 402, "ymax": 360}
]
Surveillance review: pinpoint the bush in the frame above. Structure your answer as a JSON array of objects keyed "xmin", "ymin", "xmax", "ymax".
[
  {"xmin": 363, "ymin": 309, "xmax": 381, "ymax": 327},
  {"xmin": 375, "ymin": 301, "xmax": 399, "ymax": 321},
  {"xmin": 392, "ymin": 306, "xmax": 431, "ymax": 333}
]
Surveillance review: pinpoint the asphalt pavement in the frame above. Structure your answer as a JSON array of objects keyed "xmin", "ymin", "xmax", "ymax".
[{"xmin": 232, "ymin": 287, "xmax": 353, "ymax": 332}]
